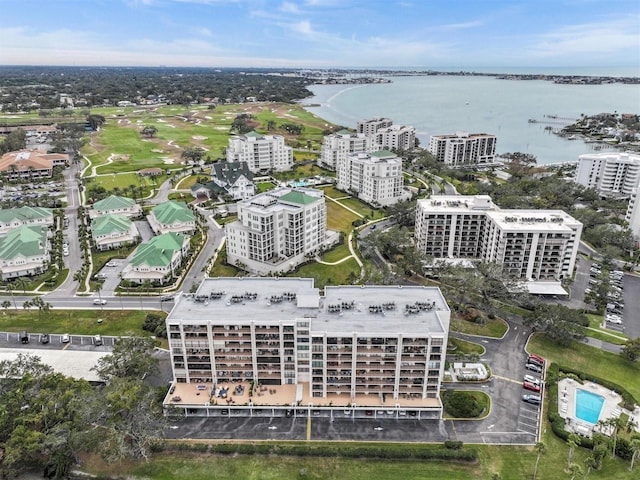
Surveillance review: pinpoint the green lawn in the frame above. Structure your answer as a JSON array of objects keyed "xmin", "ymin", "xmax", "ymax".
[
  {"xmin": 448, "ymin": 337, "xmax": 485, "ymax": 355},
  {"xmin": 84, "ymin": 172, "xmax": 166, "ymax": 198},
  {"xmin": 450, "ymin": 316, "xmax": 509, "ymax": 338},
  {"xmin": 337, "ymin": 197, "xmax": 383, "ymax": 219},
  {"xmin": 0, "ymin": 309, "xmax": 161, "ymax": 337},
  {"xmin": 321, "ymin": 243, "xmax": 352, "ymax": 263},
  {"xmin": 325, "ymin": 201, "xmax": 359, "ymax": 234},
  {"xmin": 321, "ymin": 186, "xmax": 348, "ymax": 199},
  {"xmin": 528, "ymin": 333, "xmax": 640, "ymax": 400},
  {"xmin": 290, "ymin": 257, "xmax": 360, "ymax": 289}
]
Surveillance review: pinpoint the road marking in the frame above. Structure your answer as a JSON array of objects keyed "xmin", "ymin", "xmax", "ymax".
[
  {"xmin": 307, "ymin": 415, "xmax": 311, "ymax": 441},
  {"xmin": 492, "ymin": 374, "xmax": 521, "ymax": 385},
  {"xmin": 62, "ymin": 342, "xmax": 71, "ymax": 351}
]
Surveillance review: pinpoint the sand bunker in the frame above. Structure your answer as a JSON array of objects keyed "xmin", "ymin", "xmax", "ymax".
[
  {"xmin": 192, "ymin": 136, "xmax": 208, "ymax": 140},
  {"xmin": 151, "ymin": 149, "xmax": 164, "ymax": 153},
  {"xmin": 161, "ymin": 158, "xmax": 175, "ymax": 164}
]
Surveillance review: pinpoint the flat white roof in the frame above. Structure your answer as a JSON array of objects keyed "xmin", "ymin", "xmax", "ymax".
[
  {"xmin": 0, "ymin": 348, "xmax": 108, "ymax": 382},
  {"xmin": 524, "ymin": 281, "xmax": 568, "ymax": 296},
  {"xmin": 168, "ymin": 278, "xmax": 450, "ymax": 336}
]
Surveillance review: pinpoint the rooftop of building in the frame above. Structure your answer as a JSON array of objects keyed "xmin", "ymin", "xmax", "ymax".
[
  {"xmin": 0, "ymin": 206, "xmax": 53, "ymax": 223},
  {"xmin": 211, "ymin": 160, "xmax": 254, "ymax": 183},
  {"xmin": 431, "ymin": 132, "xmax": 495, "ymax": 139},
  {"xmin": 92, "ymin": 195, "xmax": 136, "ymax": 211},
  {"xmin": 91, "ymin": 214, "xmax": 132, "ymax": 236},
  {"xmin": 151, "ymin": 200, "xmax": 194, "ymax": 224},
  {"xmin": 240, "ymin": 187, "xmax": 324, "ymax": 212},
  {"xmin": 130, "ymin": 232, "xmax": 187, "ymax": 267},
  {"xmin": 167, "ymin": 278, "xmax": 449, "ymax": 336},
  {"xmin": 0, "ymin": 225, "xmax": 47, "ymax": 258},
  {"xmin": 417, "ymin": 195, "xmax": 497, "ymax": 212},
  {"xmin": 0, "ymin": 150, "xmax": 68, "ymax": 172},
  {"xmin": 486, "ymin": 209, "xmax": 582, "ymax": 231}
]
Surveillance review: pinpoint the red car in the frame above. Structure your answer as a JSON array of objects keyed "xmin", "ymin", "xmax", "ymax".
[
  {"xmin": 528, "ymin": 354, "xmax": 545, "ymax": 365},
  {"xmin": 523, "ymin": 381, "xmax": 541, "ymax": 392}
]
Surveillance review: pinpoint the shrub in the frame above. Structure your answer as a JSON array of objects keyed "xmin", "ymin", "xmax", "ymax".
[
  {"xmin": 142, "ymin": 313, "xmax": 167, "ymax": 338},
  {"xmin": 442, "ymin": 390, "xmax": 484, "ymax": 418}
]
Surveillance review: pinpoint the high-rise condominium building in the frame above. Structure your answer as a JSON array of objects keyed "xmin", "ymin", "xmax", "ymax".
[
  {"xmin": 415, "ymin": 195, "xmax": 582, "ymax": 294},
  {"xmin": 356, "ymin": 117, "xmax": 393, "ymax": 136},
  {"xmin": 226, "ymin": 131, "xmax": 293, "ymax": 173},
  {"xmin": 575, "ymin": 152, "xmax": 640, "ymax": 198},
  {"xmin": 318, "ymin": 129, "xmax": 373, "ymax": 170},
  {"xmin": 164, "ymin": 277, "xmax": 450, "ymax": 419},
  {"xmin": 374, "ymin": 124, "xmax": 416, "ymax": 151},
  {"xmin": 428, "ymin": 132, "xmax": 497, "ymax": 166},
  {"xmin": 225, "ymin": 187, "xmax": 339, "ymax": 275},
  {"xmin": 336, "ymin": 151, "xmax": 408, "ymax": 207}
]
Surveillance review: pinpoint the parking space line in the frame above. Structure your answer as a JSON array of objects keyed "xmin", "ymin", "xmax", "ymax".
[
  {"xmin": 62, "ymin": 342, "xmax": 71, "ymax": 351},
  {"xmin": 492, "ymin": 374, "xmax": 522, "ymax": 385},
  {"xmin": 307, "ymin": 415, "xmax": 311, "ymax": 441}
]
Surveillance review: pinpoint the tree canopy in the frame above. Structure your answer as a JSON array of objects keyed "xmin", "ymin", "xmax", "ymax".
[{"xmin": 524, "ymin": 304, "xmax": 587, "ymax": 346}]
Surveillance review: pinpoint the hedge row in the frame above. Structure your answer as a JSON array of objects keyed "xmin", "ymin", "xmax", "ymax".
[{"xmin": 167, "ymin": 441, "xmax": 478, "ymax": 462}]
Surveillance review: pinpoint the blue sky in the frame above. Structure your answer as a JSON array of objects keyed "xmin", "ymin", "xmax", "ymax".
[{"xmin": 1, "ymin": 0, "xmax": 639, "ymax": 70}]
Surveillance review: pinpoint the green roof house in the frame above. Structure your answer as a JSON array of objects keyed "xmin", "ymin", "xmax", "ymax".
[
  {"xmin": 148, "ymin": 201, "xmax": 196, "ymax": 235},
  {"xmin": 90, "ymin": 195, "xmax": 141, "ymax": 219},
  {"xmin": 91, "ymin": 214, "xmax": 140, "ymax": 251},
  {"xmin": 0, "ymin": 206, "xmax": 54, "ymax": 235},
  {"xmin": 121, "ymin": 232, "xmax": 190, "ymax": 285},
  {"xmin": 0, "ymin": 225, "xmax": 49, "ymax": 279}
]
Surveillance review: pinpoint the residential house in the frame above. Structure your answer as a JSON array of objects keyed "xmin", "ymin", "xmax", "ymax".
[
  {"xmin": 0, "ymin": 206, "xmax": 54, "ymax": 236},
  {"xmin": 0, "ymin": 225, "xmax": 49, "ymax": 279},
  {"xmin": 147, "ymin": 201, "xmax": 196, "ymax": 235},
  {"xmin": 90, "ymin": 195, "xmax": 141, "ymax": 219},
  {"xmin": 210, "ymin": 160, "xmax": 256, "ymax": 200},
  {"xmin": 121, "ymin": 232, "xmax": 190, "ymax": 284},
  {"xmin": 91, "ymin": 214, "xmax": 140, "ymax": 251}
]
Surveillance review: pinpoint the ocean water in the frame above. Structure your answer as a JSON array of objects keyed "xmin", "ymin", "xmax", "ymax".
[{"xmin": 303, "ymin": 75, "xmax": 640, "ymax": 165}]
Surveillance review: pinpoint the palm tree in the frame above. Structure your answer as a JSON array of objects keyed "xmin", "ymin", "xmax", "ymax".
[
  {"xmin": 568, "ymin": 463, "xmax": 584, "ymax": 480},
  {"xmin": 1, "ymin": 300, "xmax": 12, "ymax": 316},
  {"xmin": 95, "ymin": 282, "xmax": 103, "ymax": 309},
  {"xmin": 6, "ymin": 284, "xmax": 17, "ymax": 310},
  {"xmin": 606, "ymin": 416, "xmax": 626, "ymax": 458},
  {"xmin": 584, "ymin": 455, "xmax": 597, "ymax": 478},
  {"xmin": 567, "ymin": 433, "xmax": 581, "ymax": 469},
  {"xmin": 15, "ymin": 277, "xmax": 29, "ymax": 294},
  {"xmin": 629, "ymin": 438, "xmax": 640, "ymax": 471},
  {"xmin": 532, "ymin": 442, "xmax": 546, "ymax": 480}
]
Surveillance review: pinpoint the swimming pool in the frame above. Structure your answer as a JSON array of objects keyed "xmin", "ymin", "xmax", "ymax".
[
  {"xmin": 575, "ymin": 389, "xmax": 605, "ymax": 424},
  {"xmin": 289, "ymin": 181, "xmax": 308, "ymax": 187}
]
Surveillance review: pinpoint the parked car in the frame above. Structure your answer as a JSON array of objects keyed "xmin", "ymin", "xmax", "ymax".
[
  {"xmin": 523, "ymin": 374, "xmax": 541, "ymax": 386},
  {"xmin": 527, "ymin": 355, "xmax": 545, "ymax": 367},
  {"xmin": 606, "ymin": 315, "xmax": 623, "ymax": 325},
  {"xmin": 20, "ymin": 331, "xmax": 29, "ymax": 344},
  {"xmin": 160, "ymin": 295, "xmax": 175, "ymax": 302},
  {"xmin": 105, "ymin": 261, "xmax": 118, "ymax": 267},
  {"xmin": 61, "ymin": 333, "xmax": 70, "ymax": 343},
  {"xmin": 93, "ymin": 298, "xmax": 107, "ymax": 305},
  {"xmin": 40, "ymin": 333, "xmax": 50, "ymax": 344},
  {"xmin": 522, "ymin": 394, "xmax": 542, "ymax": 405},
  {"xmin": 525, "ymin": 363, "xmax": 543, "ymax": 373},
  {"xmin": 93, "ymin": 334, "xmax": 103, "ymax": 346},
  {"xmin": 523, "ymin": 381, "xmax": 541, "ymax": 392}
]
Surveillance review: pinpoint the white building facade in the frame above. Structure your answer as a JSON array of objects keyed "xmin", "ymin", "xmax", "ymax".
[
  {"xmin": 428, "ymin": 132, "xmax": 497, "ymax": 166},
  {"xmin": 336, "ymin": 151, "xmax": 408, "ymax": 206},
  {"xmin": 318, "ymin": 130, "xmax": 373, "ymax": 170},
  {"xmin": 164, "ymin": 277, "xmax": 450, "ymax": 419},
  {"xmin": 374, "ymin": 125, "xmax": 416, "ymax": 151},
  {"xmin": 225, "ymin": 188, "xmax": 339, "ymax": 275},
  {"xmin": 226, "ymin": 131, "xmax": 293, "ymax": 173},
  {"xmin": 575, "ymin": 152, "xmax": 640, "ymax": 198},
  {"xmin": 357, "ymin": 117, "xmax": 393, "ymax": 136},
  {"xmin": 415, "ymin": 195, "xmax": 582, "ymax": 294}
]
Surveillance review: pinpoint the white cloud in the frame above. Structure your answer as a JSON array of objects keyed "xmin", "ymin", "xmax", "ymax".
[
  {"xmin": 436, "ymin": 20, "xmax": 483, "ymax": 31},
  {"xmin": 528, "ymin": 16, "xmax": 640, "ymax": 58},
  {"xmin": 291, "ymin": 20, "xmax": 316, "ymax": 36},
  {"xmin": 197, "ymin": 27, "xmax": 213, "ymax": 37},
  {"xmin": 279, "ymin": 1, "xmax": 301, "ymax": 14}
]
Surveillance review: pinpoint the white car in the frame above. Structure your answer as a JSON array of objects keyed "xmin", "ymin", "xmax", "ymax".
[
  {"xmin": 523, "ymin": 374, "xmax": 541, "ymax": 386},
  {"xmin": 606, "ymin": 315, "xmax": 622, "ymax": 324},
  {"xmin": 93, "ymin": 298, "xmax": 107, "ymax": 305},
  {"xmin": 61, "ymin": 333, "xmax": 70, "ymax": 343}
]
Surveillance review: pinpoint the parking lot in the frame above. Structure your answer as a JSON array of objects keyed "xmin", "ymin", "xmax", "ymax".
[{"xmin": 0, "ymin": 331, "xmax": 117, "ymax": 349}]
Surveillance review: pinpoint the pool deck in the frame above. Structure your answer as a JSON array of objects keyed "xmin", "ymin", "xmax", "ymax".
[{"xmin": 558, "ymin": 378, "xmax": 623, "ymax": 437}]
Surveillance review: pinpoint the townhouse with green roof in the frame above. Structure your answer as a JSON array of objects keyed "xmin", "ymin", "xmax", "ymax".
[
  {"xmin": 91, "ymin": 214, "xmax": 140, "ymax": 251},
  {"xmin": 0, "ymin": 206, "xmax": 54, "ymax": 235},
  {"xmin": 89, "ymin": 195, "xmax": 142, "ymax": 219},
  {"xmin": 225, "ymin": 187, "xmax": 339, "ymax": 275},
  {"xmin": 120, "ymin": 232, "xmax": 190, "ymax": 285},
  {"xmin": 147, "ymin": 200, "xmax": 196, "ymax": 236},
  {"xmin": 0, "ymin": 225, "xmax": 49, "ymax": 279}
]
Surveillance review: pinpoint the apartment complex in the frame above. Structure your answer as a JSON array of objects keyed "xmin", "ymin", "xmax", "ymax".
[
  {"xmin": 575, "ymin": 152, "xmax": 640, "ymax": 198},
  {"xmin": 625, "ymin": 188, "xmax": 640, "ymax": 241},
  {"xmin": 0, "ymin": 150, "xmax": 68, "ymax": 181},
  {"xmin": 147, "ymin": 200, "xmax": 196, "ymax": 236},
  {"xmin": 374, "ymin": 124, "xmax": 416, "ymax": 151},
  {"xmin": 357, "ymin": 117, "xmax": 393, "ymax": 136},
  {"xmin": 90, "ymin": 195, "xmax": 142, "ymax": 219},
  {"xmin": 164, "ymin": 277, "xmax": 450, "ymax": 419},
  {"xmin": 225, "ymin": 187, "xmax": 338, "ymax": 275},
  {"xmin": 226, "ymin": 131, "xmax": 293, "ymax": 173},
  {"xmin": 91, "ymin": 214, "xmax": 140, "ymax": 251},
  {"xmin": 318, "ymin": 129, "xmax": 373, "ymax": 170},
  {"xmin": 415, "ymin": 195, "xmax": 582, "ymax": 294},
  {"xmin": 428, "ymin": 132, "xmax": 497, "ymax": 166},
  {"xmin": 0, "ymin": 206, "xmax": 53, "ymax": 236},
  {"xmin": 121, "ymin": 232, "xmax": 190, "ymax": 284},
  {"xmin": 0, "ymin": 225, "xmax": 49, "ymax": 279},
  {"xmin": 336, "ymin": 151, "xmax": 408, "ymax": 207}
]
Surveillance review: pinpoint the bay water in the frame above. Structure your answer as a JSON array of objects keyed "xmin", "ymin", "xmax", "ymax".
[{"xmin": 303, "ymin": 75, "xmax": 640, "ymax": 165}]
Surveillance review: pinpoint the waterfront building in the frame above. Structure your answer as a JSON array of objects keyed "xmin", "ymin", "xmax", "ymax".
[
  {"xmin": 89, "ymin": 195, "xmax": 141, "ymax": 219},
  {"xmin": 147, "ymin": 201, "xmax": 196, "ymax": 236},
  {"xmin": 0, "ymin": 225, "xmax": 49, "ymax": 279},
  {"xmin": 575, "ymin": 152, "xmax": 640, "ymax": 198},
  {"xmin": 428, "ymin": 132, "xmax": 497, "ymax": 166},
  {"xmin": 336, "ymin": 151, "xmax": 408, "ymax": 207},
  {"xmin": 225, "ymin": 187, "xmax": 339, "ymax": 275},
  {"xmin": 226, "ymin": 131, "xmax": 293, "ymax": 173},
  {"xmin": 357, "ymin": 117, "xmax": 393, "ymax": 136},
  {"xmin": 415, "ymin": 195, "xmax": 582, "ymax": 294},
  {"xmin": 121, "ymin": 232, "xmax": 190, "ymax": 284},
  {"xmin": 0, "ymin": 206, "xmax": 53, "ymax": 236},
  {"xmin": 374, "ymin": 124, "xmax": 416, "ymax": 151},
  {"xmin": 318, "ymin": 129, "xmax": 373, "ymax": 170},
  {"xmin": 91, "ymin": 214, "xmax": 140, "ymax": 251},
  {"xmin": 164, "ymin": 277, "xmax": 450, "ymax": 419}
]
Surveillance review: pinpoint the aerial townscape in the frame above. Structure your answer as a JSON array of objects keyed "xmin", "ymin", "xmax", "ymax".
[{"xmin": 0, "ymin": 1, "xmax": 639, "ymax": 480}]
